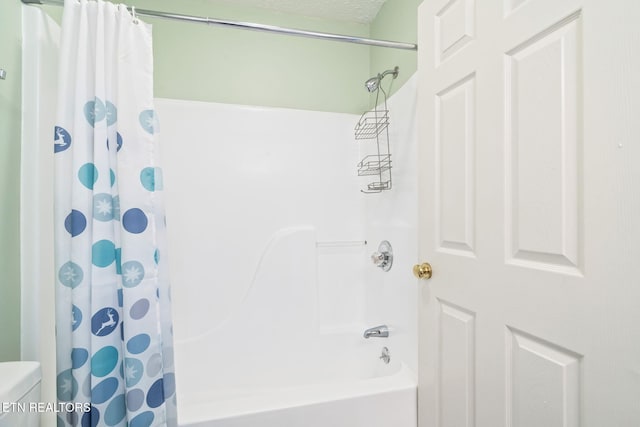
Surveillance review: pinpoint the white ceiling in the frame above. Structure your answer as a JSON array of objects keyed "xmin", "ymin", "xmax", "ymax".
[{"xmin": 216, "ymin": 0, "xmax": 388, "ymax": 24}]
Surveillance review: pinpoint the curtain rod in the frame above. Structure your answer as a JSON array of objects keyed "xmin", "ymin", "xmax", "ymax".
[{"xmin": 22, "ymin": 0, "xmax": 418, "ymax": 51}]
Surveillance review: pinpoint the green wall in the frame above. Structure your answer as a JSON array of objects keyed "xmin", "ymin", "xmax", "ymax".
[
  {"xmin": 370, "ymin": 0, "xmax": 420, "ymax": 98},
  {"xmin": 0, "ymin": 0, "xmax": 418, "ymax": 361},
  {"xmin": 36, "ymin": 0, "xmax": 419, "ymax": 112},
  {"xmin": 142, "ymin": 0, "xmax": 371, "ymax": 113},
  {"xmin": 39, "ymin": 0, "xmax": 418, "ymax": 113},
  {"xmin": 133, "ymin": 0, "xmax": 419, "ymax": 112},
  {"xmin": 0, "ymin": 0, "xmax": 23, "ymax": 362}
]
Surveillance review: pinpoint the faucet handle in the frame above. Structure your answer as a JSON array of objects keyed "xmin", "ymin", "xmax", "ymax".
[
  {"xmin": 371, "ymin": 251, "xmax": 387, "ymax": 265},
  {"xmin": 371, "ymin": 241, "xmax": 393, "ymax": 272}
]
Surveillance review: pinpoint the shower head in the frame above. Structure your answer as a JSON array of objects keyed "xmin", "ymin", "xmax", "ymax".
[
  {"xmin": 364, "ymin": 66, "xmax": 399, "ymax": 92},
  {"xmin": 365, "ymin": 77, "xmax": 380, "ymax": 92}
]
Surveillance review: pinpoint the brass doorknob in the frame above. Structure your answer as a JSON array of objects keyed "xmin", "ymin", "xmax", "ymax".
[{"xmin": 413, "ymin": 262, "xmax": 432, "ymax": 280}]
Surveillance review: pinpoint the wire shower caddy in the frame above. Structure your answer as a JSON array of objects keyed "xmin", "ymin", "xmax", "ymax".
[{"xmin": 355, "ymin": 67, "xmax": 397, "ymax": 193}]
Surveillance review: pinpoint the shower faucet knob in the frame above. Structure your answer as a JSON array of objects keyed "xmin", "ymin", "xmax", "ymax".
[
  {"xmin": 371, "ymin": 240, "xmax": 393, "ymax": 272},
  {"xmin": 371, "ymin": 252, "xmax": 387, "ymax": 265}
]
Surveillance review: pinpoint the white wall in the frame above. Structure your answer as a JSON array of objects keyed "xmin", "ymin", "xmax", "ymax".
[
  {"xmin": 156, "ymin": 99, "xmax": 366, "ymax": 339},
  {"xmin": 157, "ymin": 76, "xmax": 418, "ymax": 389},
  {"xmin": 363, "ymin": 75, "xmax": 419, "ymax": 376},
  {"xmin": 156, "ymin": 100, "xmax": 373, "ymax": 393}
]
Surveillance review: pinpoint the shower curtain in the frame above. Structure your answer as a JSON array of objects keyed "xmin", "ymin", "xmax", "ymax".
[{"xmin": 54, "ymin": 1, "xmax": 177, "ymax": 426}]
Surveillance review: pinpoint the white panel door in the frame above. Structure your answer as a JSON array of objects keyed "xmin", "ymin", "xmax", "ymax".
[{"xmin": 417, "ymin": 1, "xmax": 640, "ymax": 426}]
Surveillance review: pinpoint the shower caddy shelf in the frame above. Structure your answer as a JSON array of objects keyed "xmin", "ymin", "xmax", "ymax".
[
  {"xmin": 354, "ymin": 110, "xmax": 390, "ymax": 140},
  {"xmin": 355, "ymin": 66, "xmax": 397, "ymax": 193}
]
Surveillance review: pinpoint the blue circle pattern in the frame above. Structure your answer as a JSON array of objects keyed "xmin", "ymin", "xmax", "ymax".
[
  {"xmin": 105, "ymin": 101, "xmax": 118, "ymax": 126},
  {"xmin": 71, "ymin": 348, "xmax": 89, "ymax": 369},
  {"xmin": 92, "ymin": 240, "xmax": 116, "ymax": 267},
  {"xmin": 115, "ymin": 247, "xmax": 122, "ymax": 274},
  {"xmin": 104, "ymin": 394, "xmax": 126, "ymax": 426},
  {"xmin": 106, "ymin": 132, "xmax": 123, "ymax": 152},
  {"xmin": 121, "ymin": 261, "xmax": 145, "ymax": 287},
  {"xmin": 91, "ymin": 346, "xmax": 119, "ymax": 378},
  {"xmin": 130, "ymin": 299, "xmax": 150, "ymax": 319},
  {"xmin": 163, "ymin": 373, "xmax": 176, "ymax": 399},
  {"xmin": 140, "ymin": 167, "xmax": 163, "ymax": 191},
  {"xmin": 91, "ymin": 307, "xmax": 120, "ymax": 337},
  {"xmin": 67, "ymin": 412, "xmax": 78, "ymax": 427},
  {"xmin": 78, "ymin": 163, "xmax": 99, "ymax": 190},
  {"xmin": 84, "ymin": 98, "xmax": 106, "ymax": 127},
  {"xmin": 138, "ymin": 110, "xmax": 157, "ymax": 134},
  {"xmin": 93, "ymin": 194, "xmax": 114, "ymax": 222},
  {"xmin": 112, "ymin": 196, "xmax": 121, "ymax": 221},
  {"xmin": 56, "ymin": 369, "xmax": 78, "ymax": 401},
  {"xmin": 146, "ymin": 354, "xmax": 163, "ymax": 378},
  {"xmin": 126, "ymin": 389, "xmax": 145, "ymax": 412},
  {"xmin": 65, "ymin": 210, "xmax": 87, "ymax": 236},
  {"xmin": 71, "ymin": 305, "xmax": 83, "ymax": 331},
  {"xmin": 54, "ymin": 126, "xmax": 72, "ymax": 153},
  {"xmin": 124, "ymin": 358, "xmax": 144, "ymax": 388},
  {"xmin": 122, "ymin": 208, "xmax": 148, "ymax": 234},
  {"xmin": 58, "ymin": 261, "xmax": 84, "ymax": 289},
  {"xmin": 127, "ymin": 334, "xmax": 151, "ymax": 354},
  {"xmin": 146, "ymin": 379, "xmax": 165, "ymax": 408},
  {"xmin": 57, "ymin": 100, "xmax": 175, "ymax": 425},
  {"xmin": 91, "ymin": 377, "xmax": 119, "ymax": 404},
  {"xmin": 130, "ymin": 411, "xmax": 155, "ymax": 427},
  {"xmin": 81, "ymin": 406, "xmax": 100, "ymax": 427}
]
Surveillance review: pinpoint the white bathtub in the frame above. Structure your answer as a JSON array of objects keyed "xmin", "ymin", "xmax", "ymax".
[
  {"xmin": 166, "ymin": 224, "xmax": 417, "ymax": 426},
  {"xmin": 169, "ymin": 226, "xmax": 417, "ymax": 426},
  {"xmin": 176, "ymin": 347, "xmax": 416, "ymax": 427}
]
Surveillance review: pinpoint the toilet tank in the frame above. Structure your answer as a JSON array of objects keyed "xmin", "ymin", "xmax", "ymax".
[{"xmin": 0, "ymin": 362, "xmax": 41, "ymax": 427}]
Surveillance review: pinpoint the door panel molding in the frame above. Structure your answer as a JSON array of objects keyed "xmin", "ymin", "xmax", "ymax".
[
  {"xmin": 438, "ymin": 299, "xmax": 476, "ymax": 427},
  {"xmin": 506, "ymin": 327, "xmax": 582, "ymax": 427},
  {"xmin": 504, "ymin": 11, "xmax": 583, "ymax": 275},
  {"xmin": 435, "ymin": 73, "xmax": 477, "ymax": 257}
]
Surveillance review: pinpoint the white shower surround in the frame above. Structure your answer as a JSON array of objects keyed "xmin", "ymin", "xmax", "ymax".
[
  {"xmin": 158, "ymin": 76, "xmax": 418, "ymax": 426},
  {"xmin": 21, "ymin": 6, "xmax": 418, "ymax": 427}
]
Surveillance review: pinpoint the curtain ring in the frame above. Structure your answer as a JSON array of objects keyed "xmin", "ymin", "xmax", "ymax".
[{"xmin": 131, "ymin": 6, "xmax": 139, "ymax": 24}]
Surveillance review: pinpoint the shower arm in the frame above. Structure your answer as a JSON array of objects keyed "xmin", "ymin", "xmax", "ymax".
[
  {"xmin": 379, "ymin": 67, "xmax": 400, "ymax": 80},
  {"xmin": 365, "ymin": 66, "xmax": 399, "ymax": 93}
]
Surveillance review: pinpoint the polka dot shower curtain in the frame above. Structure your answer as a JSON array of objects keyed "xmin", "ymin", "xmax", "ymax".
[{"xmin": 53, "ymin": 1, "xmax": 177, "ymax": 425}]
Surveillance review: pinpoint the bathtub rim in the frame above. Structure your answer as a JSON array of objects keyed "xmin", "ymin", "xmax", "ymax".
[{"xmin": 177, "ymin": 361, "xmax": 417, "ymax": 425}]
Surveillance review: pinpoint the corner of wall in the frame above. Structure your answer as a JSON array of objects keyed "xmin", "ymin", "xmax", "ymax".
[
  {"xmin": 0, "ymin": 0, "xmax": 23, "ymax": 362},
  {"xmin": 369, "ymin": 0, "xmax": 419, "ymax": 97}
]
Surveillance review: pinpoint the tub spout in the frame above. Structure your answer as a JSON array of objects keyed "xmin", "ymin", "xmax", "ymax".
[{"xmin": 363, "ymin": 325, "xmax": 389, "ymax": 339}]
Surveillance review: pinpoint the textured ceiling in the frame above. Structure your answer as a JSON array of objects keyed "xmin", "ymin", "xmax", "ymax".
[{"xmin": 216, "ymin": 0, "xmax": 387, "ymax": 24}]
